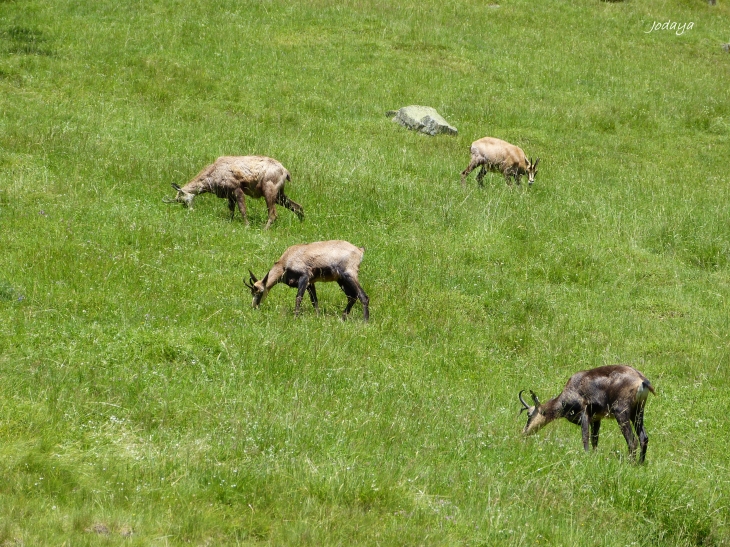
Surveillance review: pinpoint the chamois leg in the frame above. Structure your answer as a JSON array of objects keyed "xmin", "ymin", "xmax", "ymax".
[
  {"xmin": 590, "ymin": 420, "xmax": 601, "ymax": 450},
  {"xmin": 307, "ymin": 284, "xmax": 319, "ymax": 313},
  {"xmin": 263, "ymin": 193, "xmax": 278, "ymax": 230},
  {"xmin": 233, "ymin": 188, "xmax": 249, "ymax": 226},
  {"xmin": 615, "ymin": 410, "xmax": 639, "ymax": 461},
  {"xmin": 277, "ymin": 191, "xmax": 304, "ymax": 221},
  {"xmin": 633, "ymin": 403, "xmax": 649, "ymax": 464},
  {"xmin": 338, "ymin": 280, "xmax": 358, "ymax": 321},
  {"xmin": 337, "ymin": 276, "xmax": 369, "ymax": 321},
  {"xmin": 580, "ymin": 410, "xmax": 592, "ymax": 452},
  {"xmin": 476, "ymin": 166, "xmax": 487, "ymax": 187},
  {"xmin": 460, "ymin": 159, "xmax": 481, "ymax": 187},
  {"xmin": 227, "ymin": 197, "xmax": 237, "ymax": 220},
  {"xmin": 344, "ymin": 275, "xmax": 369, "ymax": 321},
  {"xmin": 294, "ymin": 275, "xmax": 310, "ymax": 316},
  {"xmin": 356, "ymin": 281, "xmax": 370, "ymax": 322}
]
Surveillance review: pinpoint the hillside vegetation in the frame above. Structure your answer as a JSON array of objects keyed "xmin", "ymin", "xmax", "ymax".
[{"xmin": 1, "ymin": 0, "xmax": 729, "ymax": 544}]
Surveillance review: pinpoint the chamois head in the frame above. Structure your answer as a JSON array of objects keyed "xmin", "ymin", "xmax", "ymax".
[
  {"xmin": 243, "ymin": 270, "xmax": 268, "ymax": 308},
  {"xmin": 526, "ymin": 158, "xmax": 540, "ymax": 186},
  {"xmin": 519, "ymin": 389, "xmax": 549, "ymax": 435},
  {"xmin": 162, "ymin": 183, "xmax": 196, "ymax": 208}
]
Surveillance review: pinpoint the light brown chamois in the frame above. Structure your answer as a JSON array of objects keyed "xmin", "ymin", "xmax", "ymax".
[
  {"xmin": 461, "ymin": 137, "xmax": 539, "ymax": 187},
  {"xmin": 244, "ymin": 240, "xmax": 370, "ymax": 321},
  {"xmin": 519, "ymin": 365, "xmax": 655, "ymax": 463},
  {"xmin": 163, "ymin": 156, "xmax": 304, "ymax": 229}
]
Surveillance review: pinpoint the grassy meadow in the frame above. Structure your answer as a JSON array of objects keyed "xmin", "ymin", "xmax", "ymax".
[{"xmin": 1, "ymin": 0, "xmax": 730, "ymax": 544}]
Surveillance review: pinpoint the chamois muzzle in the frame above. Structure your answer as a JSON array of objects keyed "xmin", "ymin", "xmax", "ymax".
[
  {"xmin": 245, "ymin": 270, "xmax": 266, "ymax": 308},
  {"xmin": 166, "ymin": 183, "xmax": 197, "ymax": 207},
  {"xmin": 527, "ymin": 157, "xmax": 540, "ymax": 186}
]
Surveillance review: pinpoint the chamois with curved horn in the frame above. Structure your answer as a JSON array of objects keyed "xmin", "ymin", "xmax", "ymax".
[
  {"xmin": 461, "ymin": 137, "xmax": 539, "ymax": 187},
  {"xmin": 519, "ymin": 365, "xmax": 655, "ymax": 463},
  {"xmin": 163, "ymin": 156, "xmax": 303, "ymax": 229},
  {"xmin": 245, "ymin": 240, "xmax": 369, "ymax": 321}
]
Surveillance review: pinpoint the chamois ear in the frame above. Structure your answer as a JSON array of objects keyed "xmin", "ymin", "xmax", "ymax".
[
  {"xmin": 172, "ymin": 183, "xmax": 182, "ymax": 191},
  {"xmin": 529, "ymin": 390, "xmax": 541, "ymax": 407},
  {"xmin": 248, "ymin": 269, "xmax": 258, "ymax": 284}
]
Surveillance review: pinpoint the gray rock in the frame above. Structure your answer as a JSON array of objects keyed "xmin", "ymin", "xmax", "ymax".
[{"xmin": 386, "ymin": 105, "xmax": 458, "ymax": 136}]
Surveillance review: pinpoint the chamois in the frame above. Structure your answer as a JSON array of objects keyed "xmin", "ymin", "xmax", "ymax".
[
  {"xmin": 519, "ymin": 365, "xmax": 655, "ymax": 463},
  {"xmin": 163, "ymin": 156, "xmax": 304, "ymax": 229},
  {"xmin": 460, "ymin": 137, "xmax": 539, "ymax": 187},
  {"xmin": 244, "ymin": 240, "xmax": 370, "ymax": 321}
]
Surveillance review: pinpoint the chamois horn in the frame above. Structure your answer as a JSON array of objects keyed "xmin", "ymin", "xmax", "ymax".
[
  {"xmin": 519, "ymin": 390, "xmax": 531, "ymax": 413},
  {"xmin": 243, "ymin": 272, "xmax": 257, "ymax": 291},
  {"xmin": 163, "ymin": 182, "xmax": 184, "ymax": 203}
]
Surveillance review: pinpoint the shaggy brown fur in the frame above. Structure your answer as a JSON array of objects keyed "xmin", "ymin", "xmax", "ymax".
[
  {"xmin": 519, "ymin": 365, "xmax": 655, "ymax": 463},
  {"xmin": 245, "ymin": 240, "xmax": 369, "ymax": 321},
  {"xmin": 165, "ymin": 156, "xmax": 303, "ymax": 229},
  {"xmin": 461, "ymin": 137, "xmax": 539, "ymax": 187}
]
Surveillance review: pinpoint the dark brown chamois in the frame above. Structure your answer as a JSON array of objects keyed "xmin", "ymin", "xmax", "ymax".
[
  {"xmin": 519, "ymin": 365, "xmax": 655, "ymax": 463},
  {"xmin": 244, "ymin": 240, "xmax": 369, "ymax": 321},
  {"xmin": 163, "ymin": 156, "xmax": 303, "ymax": 229}
]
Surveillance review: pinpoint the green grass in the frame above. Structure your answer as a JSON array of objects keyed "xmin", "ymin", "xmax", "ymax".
[{"xmin": 1, "ymin": 0, "xmax": 730, "ymax": 544}]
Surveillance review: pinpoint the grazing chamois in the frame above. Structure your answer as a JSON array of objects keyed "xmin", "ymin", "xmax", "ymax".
[
  {"xmin": 519, "ymin": 365, "xmax": 655, "ymax": 463},
  {"xmin": 244, "ymin": 240, "xmax": 370, "ymax": 321},
  {"xmin": 461, "ymin": 137, "xmax": 539, "ymax": 187},
  {"xmin": 163, "ymin": 156, "xmax": 304, "ymax": 229}
]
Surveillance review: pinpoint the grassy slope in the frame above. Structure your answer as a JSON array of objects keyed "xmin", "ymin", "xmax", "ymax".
[{"xmin": 1, "ymin": 0, "xmax": 729, "ymax": 544}]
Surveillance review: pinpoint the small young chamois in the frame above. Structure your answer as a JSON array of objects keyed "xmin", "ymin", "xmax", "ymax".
[
  {"xmin": 163, "ymin": 156, "xmax": 304, "ymax": 229},
  {"xmin": 461, "ymin": 137, "xmax": 539, "ymax": 187},
  {"xmin": 244, "ymin": 240, "xmax": 370, "ymax": 321},
  {"xmin": 519, "ymin": 365, "xmax": 655, "ymax": 463}
]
